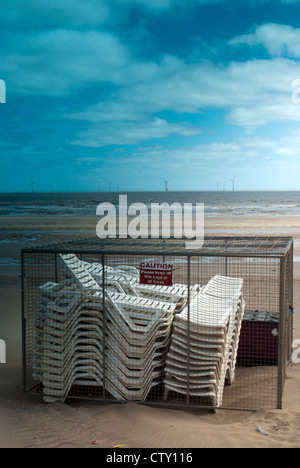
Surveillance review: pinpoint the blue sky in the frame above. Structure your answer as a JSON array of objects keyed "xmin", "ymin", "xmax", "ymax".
[{"xmin": 1, "ymin": 0, "xmax": 300, "ymax": 192}]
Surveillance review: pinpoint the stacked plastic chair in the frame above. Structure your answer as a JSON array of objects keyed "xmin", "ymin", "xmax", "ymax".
[
  {"xmin": 33, "ymin": 254, "xmax": 197, "ymax": 403},
  {"xmin": 164, "ymin": 275, "xmax": 245, "ymax": 408},
  {"xmin": 33, "ymin": 282, "xmax": 105, "ymax": 402},
  {"xmin": 201, "ymin": 276, "xmax": 245, "ymax": 385},
  {"xmin": 81, "ymin": 259, "xmax": 196, "ymax": 314}
]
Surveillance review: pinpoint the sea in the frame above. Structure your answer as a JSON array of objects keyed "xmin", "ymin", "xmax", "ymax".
[
  {"xmin": 0, "ymin": 191, "xmax": 300, "ymax": 218},
  {"xmin": 0, "ymin": 191, "xmax": 300, "ymax": 265}
]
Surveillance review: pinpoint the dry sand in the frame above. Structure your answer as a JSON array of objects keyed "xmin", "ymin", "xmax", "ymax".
[{"xmin": 1, "ymin": 216, "xmax": 300, "ymax": 448}]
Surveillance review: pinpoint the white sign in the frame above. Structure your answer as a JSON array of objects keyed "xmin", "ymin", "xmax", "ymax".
[{"xmin": 140, "ymin": 262, "xmax": 174, "ymax": 286}]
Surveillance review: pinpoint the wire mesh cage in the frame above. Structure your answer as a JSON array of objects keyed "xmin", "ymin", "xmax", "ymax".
[{"xmin": 22, "ymin": 236, "xmax": 294, "ymax": 411}]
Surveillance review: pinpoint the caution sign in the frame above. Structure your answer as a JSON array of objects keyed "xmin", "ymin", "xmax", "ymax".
[{"xmin": 140, "ymin": 262, "xmax": 174, "ymax": 287}]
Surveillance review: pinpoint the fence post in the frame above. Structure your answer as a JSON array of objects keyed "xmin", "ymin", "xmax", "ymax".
[
  {"xmin": 54, "ymin": 253, "xmax": 58, "ymax": 283},
  {"xmin": 187, "ymin": 255, "xmax": 191, "ymax": 405},
  {"xmin": 21, "ymin": 250, "xmax": 26, "ymax": 391},
  {"xmin": 278, "ymin": 256, "xmax": 285, "ymax": 410},
  {"xmin": 102, "ymin": 253, "xmax": 106, "ymax": 398},
  {"xmin": 288, "ymin": 242, "xmax": 294, "ymax": 362},
  {"xmin": 0, "ymin": 340, "xmax": 6, "ymax": 364}
]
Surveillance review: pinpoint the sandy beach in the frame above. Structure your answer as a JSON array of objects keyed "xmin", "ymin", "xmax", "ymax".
[
  {"xmin": 1, "ymin": 215, "xmax": 300, "ymax": 448},
  {"xmin": 1, "ymin": 214, "xmax": 300, "ymax": 232}
]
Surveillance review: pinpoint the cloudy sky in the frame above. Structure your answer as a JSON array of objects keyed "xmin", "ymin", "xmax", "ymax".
[{"xmin": 1, "ymin": 0, "xmax": 300, "ymax": 192}]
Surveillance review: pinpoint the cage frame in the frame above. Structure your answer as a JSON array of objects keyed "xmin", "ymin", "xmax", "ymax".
[{"xmin": 21, "ymin": 236, "xmax": 294, "ymax": 411}]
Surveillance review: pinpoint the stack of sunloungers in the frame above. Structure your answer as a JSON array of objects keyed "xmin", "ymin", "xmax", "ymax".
[
  {"xmin": 33, "ymin": 254, "xmax": 199, "ymax": 403},
  {"xmin": 33, "ymin": 253, "xmax": 244, "ymax": 407},
  {"xmin": 164, "ymin": 276, "xmax": 245, "ymax": 408}
]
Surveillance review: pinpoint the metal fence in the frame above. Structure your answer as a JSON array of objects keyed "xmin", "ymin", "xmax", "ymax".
[{"xmin": 22, "ymin": 236, "xmax": 294, "ymax": 411}]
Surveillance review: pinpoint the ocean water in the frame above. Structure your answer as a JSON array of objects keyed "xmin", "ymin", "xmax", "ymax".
[
  {"xmin": 0, "ymin": 191, "xmax": 300, "ymax": 218},
  {"xmin": 0, "ymin": 191, "xmax": 299, "ymax": 267}
]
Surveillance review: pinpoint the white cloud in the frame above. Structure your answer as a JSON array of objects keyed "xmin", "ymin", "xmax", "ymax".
[
  {"xmin": 0, "ymin": 0, "xmax": 109, "ymax": 29},
  {"xmin": 113, "ymin": 57, "xmax": 300, "ymax": 129},
  {"xmin": 116, "ymin": 130, "xmax": 300, "ymax": 174},
  {"xmin": 115, "ymin": 0, "xmax": 172, "ymax": 9},
  {"xmin": 0, "ymin": 29, "xmax": 130, "ymax": 95},
  {"xmin": 113, "ymin": 0, "xmax": 300, "ymax": 11},
  {"xmin": 1, "ymin": 0, "xmax": 299, "ymax": 32},
  {"xmin": 71, "ymin": 117, "xmax": 202, "ymax": 147},
  {"xmin": 67, "ymin": 101, "xmax": 147, "ymax": 123},
  {"xmin": 2, "ymin": 3, "xmax": 300, "ymax": 144},
  {"xmin": 0, "ymin": 0, "xmax": 230, "ymax": 31},
  {"xmin": 227, "ymin": 99, "xmax": 300, "ymax": 128},
  {"xmin": 230, "ymin": 23, "xmax": 300, "ymax": 58},
  {"xmin": 65, "ymin": 49, "xmax": 300, "ymax": 140},
  {"xmin": 2, "ymin": 23, "xmax": 299, "ymax": 134}
]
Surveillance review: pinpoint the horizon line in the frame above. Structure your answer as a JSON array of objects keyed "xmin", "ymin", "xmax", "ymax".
[{"xmin": 1, "ymin": 189, "xmax": 300, "ymax": 194}]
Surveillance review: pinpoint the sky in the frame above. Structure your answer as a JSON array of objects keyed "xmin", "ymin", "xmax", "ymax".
[{"xmin": 1, "ymin": 0, "xmax": 300, "ymax": 192}]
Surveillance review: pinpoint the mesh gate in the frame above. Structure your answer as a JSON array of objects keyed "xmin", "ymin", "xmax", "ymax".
[{"xmin": 21, "ymin": 237, "xmax": 294, "ymax": 411}]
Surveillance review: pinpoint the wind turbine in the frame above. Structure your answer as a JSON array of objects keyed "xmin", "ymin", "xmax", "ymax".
[
  {"xmin": 98, "ymin": 180, "xmax": 101, "ymax": 193},
  {"xmin": 163, "ymin": 179, "xmax": 170, "ymax": 192},
  {"xmin": 31, "ymin": 180, "xmax": 37, "ymax": 193},
  {"xmin": 229, "ymin": 177, "xmax": 236, "ymax": 192}
]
